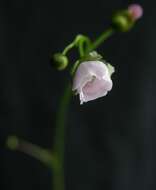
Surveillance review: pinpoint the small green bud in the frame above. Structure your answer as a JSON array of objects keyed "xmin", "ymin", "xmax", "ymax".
[
  {"xmin": 112, "ymin": 10, "xmax": 134, "ymax": 32},
  {"xmin": 6, "ymin": 136, "xmax": 19, "ymax": 150},
  {"xmin": 52, "ymin": 53, "xmax": 68, "ymax": 70}
]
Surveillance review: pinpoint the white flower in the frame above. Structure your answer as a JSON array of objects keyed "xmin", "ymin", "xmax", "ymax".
[{"xmin": 72, "ymin": 61, "xmax": 114, "ymax": 104}]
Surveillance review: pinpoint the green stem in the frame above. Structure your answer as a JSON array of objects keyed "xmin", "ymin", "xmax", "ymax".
[
  {"xmin": 53, "ymin": 83, "xmax": 72, "ymax": 190},
  {"xmin": 77, "ymin": 35, "xmax": 91, "ymax": 57},
  {"xmin": 53, "ymin": 26, "xmax": 115, "ymax": 190},
  {"xmin": 62, "ymin": 43, "xmax": 75, "ymax": 55},
  {"xmin": 70, "ymin": 60, "xmax": 80, "ymax": 76},
  {"xmin": 79, "ymin": 40, "xmax": 85, "ymax": 57},
  {"xmin": 88, "ymin": 27, "xmax": 114, "ymax": 52},
  {"xmin": 6, "ymin": 136, "xmax": 54, "ymax": 167},
  {"xmin": 62, "ymin": 35, "xmax": 91, "ymax": 57}
]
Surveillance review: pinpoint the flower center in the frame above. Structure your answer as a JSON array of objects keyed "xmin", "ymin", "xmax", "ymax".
[{"xmin": 82, "ymin": 76, "xmax": 98, "ymax": 94}]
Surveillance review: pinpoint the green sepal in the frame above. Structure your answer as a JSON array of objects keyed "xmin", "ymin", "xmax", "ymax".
[
  {"xmin": 106, "ymin": 63, "xmax": 115, "ymax": 76},
  {"xmin": 80, "ymin": 51, "xmax": 103, "ymax": 62}
]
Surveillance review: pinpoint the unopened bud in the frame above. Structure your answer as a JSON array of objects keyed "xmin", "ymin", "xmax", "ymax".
[
  {"xmin": 52, "ymin": 53, "xmax": 68, "ymax": 70},
  {"xmin": 128, "ymin": 4, "xmax": 143, "ymax": 21},
  {"xmin": 112, "ymin": 4, "xmax": 143, "ymax": 32},
  {"xmin": 112, "ymin": 10, "xmax": 134, "ymax": 32}
]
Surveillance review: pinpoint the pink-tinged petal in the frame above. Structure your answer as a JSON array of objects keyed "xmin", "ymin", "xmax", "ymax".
[
  {"xmin": 72, "ymin": 60, "xmax": 114, "ymax": 104},
  {"xmin": 128, "ymin": 4, "xmax": 143, "ymax": 20},
  {"xmin": 84, "ymin": 61, "xmax": 109, "ymax": 78},
  {"xmin": 72, "ymin": 63, "xmax": 92, "ymax": 91},
  {"xmin": 82, "ymin": 78, "xmax": 112, "ymax": 103},
  {"xmin": 72, "ymin": 61, "xmax": 109, "ymax": 91}
]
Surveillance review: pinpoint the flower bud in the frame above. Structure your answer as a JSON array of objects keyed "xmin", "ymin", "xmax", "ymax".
[
  {"xmin": 112, "ymin": 10, "xmax": 134, "ymax": 32},
  {"xmin": 112, "ymin": 4, "xmax": 143, "ymax": 32},
  {"xmin": 128, "ymin": 4, "xmax": 143, "ymax": 21},
  {"xmin": 52, "ymin": 53, "xmax": 68, "ymax": 70}
]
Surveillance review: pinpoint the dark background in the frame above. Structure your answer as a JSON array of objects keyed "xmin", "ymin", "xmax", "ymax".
[{"xmin": 0, "ymin": 0, "xmax": 156, "ymax": 190}]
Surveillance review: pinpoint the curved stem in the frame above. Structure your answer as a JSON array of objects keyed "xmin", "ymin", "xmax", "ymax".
[
  {"xmin": 53, "ymin": 83, "xmax": 72, "ymax": 190},
  {"xmin": 62, "ymin": 35, "xmax": 91, "ymax": 57},
  {"xmin": 88, "ymin": 27, "xmax": 114, "ymax": 52},
  {"xmin": 77, "ymin": 35, "xmax": 91, "ymax": 57},
  {"xmin": 6, "ymin": 136, "xmax": 54, "ymax": 167},
  {"xmin": 62, "ymin": 43, "xmax": 75, "ymax": 55},
  {"xmin": 70, "ymin": 60, "xmax": 80, "ymax": 76},
  {"xmin": 79, "ymin": 40, "xmax": 85, "ymax": 57},
  {"xmin": 53, "ymin": 26, "xmax": 115, "ymax": 190}
]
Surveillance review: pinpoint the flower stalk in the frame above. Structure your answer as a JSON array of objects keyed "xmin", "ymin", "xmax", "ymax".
[
  {"xmin": 52, "ymin": 26, "xmax": 116, "ymax": 190},
  {"xmin": 89, "ymin": 27, "xmax": 114, "ymax": 52},
  {"xmin": 52, "ymin": 3, "xmax": 143, "ymax": 188},
  {"xmin": 6, "ymin": 4, "xmax": 143, "ymax": 190}
]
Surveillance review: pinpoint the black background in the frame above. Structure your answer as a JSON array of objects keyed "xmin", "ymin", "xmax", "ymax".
[{"xmin": 0, "ymin": 0, "xmax": 156, "ymax": 190}]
